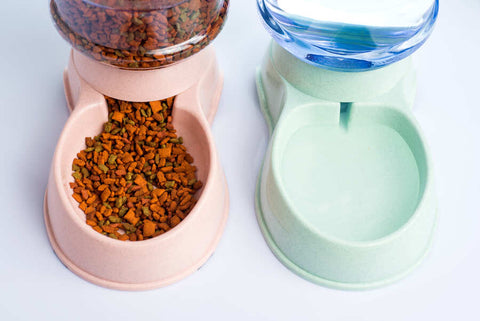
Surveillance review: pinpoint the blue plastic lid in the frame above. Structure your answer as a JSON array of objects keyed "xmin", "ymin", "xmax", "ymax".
[{"xmin": 258, "ymin": 0, "xmax": 439, "ymax": 71}]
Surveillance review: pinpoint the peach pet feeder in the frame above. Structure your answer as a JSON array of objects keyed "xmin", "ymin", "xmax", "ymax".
[{"xmin": 45, "ymin": 0, "xmax": 229, "ymax": 290}]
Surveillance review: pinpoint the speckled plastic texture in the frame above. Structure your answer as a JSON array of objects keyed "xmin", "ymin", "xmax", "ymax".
[
  {"xmin": 44, "ymin": 47, "xmax": 229, "ymax": 291},
  {"xmin": 255, "ymin": 42, "xmax": 437, "ymax": 290}
]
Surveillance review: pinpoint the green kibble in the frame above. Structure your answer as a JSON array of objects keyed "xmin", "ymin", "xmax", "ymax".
[
  {"xmin": 108, "ymin": 233, "xmax": 118, "ymax": 239},
  {"xmin": 146, "ymin": 141, "xmax": 157, "ymax": 147},
  {"xmin": 188, "ymin": 179, "xmax": 197, "ymax": 186},
  {"xmin": 98, "ymin": 220, "xmax": 105, "ymax": 227},
  {"xmin": 81, "ymin": 167, "xmax": 90, "ymax": 178},
  {"xmin": 132, "ymin": 17, "xmax": 143, "ymax": 25},
  {"xmin": 85, "ymin": 147, "xmax": 95, "ymax": 152},
  {"xmin": 119, "ymin": 207, "xmax": 128, "ymax": 217},
  {"xmin": 138, "ymin": 46, "xmax": 146, "ymax": 56},
  {"xmin": 95, "ymin": 145, "xmax": 103, "ymax": 152},
  {"xmin": 111, "ymin": 128, "xmax": 121, "ymax": 135},
  {"xmin": 140, "ymin": 109, "xmax": 148, "ymax": 117},
  {"xmin": 126, "ymin": 172, "xmax": 133, "ymax": 181},
  {"xmin": 107, "ymin": 154, "xmax": 117, "ymax": 165},
  {"xmin": 72, "ymin": 164, "xmax": 80, "ymax": 172},
  {"xmin": 115, "ymin": 196, "xmax": 127, "ymax": 208},
  {"xmin": 142, "ymin": 207, "xmax": 151, "ymax": 217},
  {"xmin": 72, "ymin": 172, "xmax": 82, "ymax": 180},
  {"xmin": 114, "ymin": 50, "xmax": 125, "ymax": 58},
  {"xmin": 147, "ymin": 182, "xmax": 154, "ymax": 191},
  {"xmin": 155, "ymin": 154, "xmax": 160, "ymax": 164},
  {"xmin": 122, "ymin": 223, "xmax": 136, "ymax": 232},
  {"xmin": 98, "ymin": 164, "xmax": 109, "ymax": 173},
  {"xmin": 104, "ymin": 122, "xmax": 113, "ymax": 133},
  {"xmin": 108, "ymin": 216, "xmax": 122, "ymax": 223},
  {"xmin": 190, "ymin": 11, "xmax": 199, "ymax": 20},
  {"xmin": 169, "ymin": 138, "xmax": 179, "ymax": 144},
  {"xmin": 165, "ymin": 181, "xmax": 175, "ymax": 188}
]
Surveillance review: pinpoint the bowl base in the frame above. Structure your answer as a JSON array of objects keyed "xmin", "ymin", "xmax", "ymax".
[
  {"xmin": 255, "ymin": 173, "xmax": 437, "ymax": 290},
  {"xmin": 44, "ymin": 179, "xmax": 229, "ymax": 291}
]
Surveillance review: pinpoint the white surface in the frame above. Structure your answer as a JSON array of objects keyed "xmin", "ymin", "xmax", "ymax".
[{"xmin": 0, "ymin": 1, "xmax": 479, "ymax": 320}]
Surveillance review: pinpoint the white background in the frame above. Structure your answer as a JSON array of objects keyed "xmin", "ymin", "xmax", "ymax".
[{"xmin": 0, "ymin": 1, "xmax": 479, "ymax": 320}]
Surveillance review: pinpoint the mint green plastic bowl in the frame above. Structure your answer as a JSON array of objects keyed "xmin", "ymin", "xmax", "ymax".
[{"xmin": 255, "ymin": 42, "xmax": 437, "ymax": 290}]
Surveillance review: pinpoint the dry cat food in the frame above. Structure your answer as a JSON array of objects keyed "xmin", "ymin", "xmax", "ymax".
[
  {"xmin": 50, "ymin": 0, "xmax": 229, "ymax": 69},
  {"xmin": 70, "ymin": 96, "xmax": 203, "ymax": 241}
]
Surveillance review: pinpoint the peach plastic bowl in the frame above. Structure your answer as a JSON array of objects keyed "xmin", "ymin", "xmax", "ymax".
[{"xmin": 44, "ymin": 47, "xmax": 229, "ymax": 290}]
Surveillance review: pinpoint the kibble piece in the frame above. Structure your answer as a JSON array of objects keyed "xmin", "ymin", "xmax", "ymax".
[{"xmin": 143, "ymin": 220, "xmax": 156, "ymax": 237}]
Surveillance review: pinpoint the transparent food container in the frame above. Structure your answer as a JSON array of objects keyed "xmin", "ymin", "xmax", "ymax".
[
  {"xmin": 51, "ymin": 0, "xmax": 229, "ymax": 69},
  {"xmin": 258, "ymin": 0, "xmax": 438, "ymax": 71}
]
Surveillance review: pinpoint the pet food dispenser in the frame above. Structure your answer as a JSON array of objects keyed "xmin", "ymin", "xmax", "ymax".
[{"xmin": 44, "ymin": 0, "xmax": 230, "ymax": 290}]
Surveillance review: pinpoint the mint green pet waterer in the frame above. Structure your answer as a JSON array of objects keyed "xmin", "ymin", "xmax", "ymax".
[{"xmin": 255, "ymin": 0, "xmax": 439, "ymax": 290}]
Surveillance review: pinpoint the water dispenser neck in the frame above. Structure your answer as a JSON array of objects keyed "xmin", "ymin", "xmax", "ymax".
[{"xmin": 269, "ymin": 42, "xmax": 413, "ymax": 103}]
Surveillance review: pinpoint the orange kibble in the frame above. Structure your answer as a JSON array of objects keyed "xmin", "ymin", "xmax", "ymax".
[
  {"xmin": 143, "ymin": 220, "xmax": 156, "ymax": 237},
  {"xmin": 170, "ymin": 215, "xmax": 181, "ymax": 228},
  {"xmin": 102, "ymin": 225, "xmax": 117, "ymax": 234},
  {"xmin": 152, "ymin": 189, "xmax": 165, "ymax": 198},
  {"xmin": 156, "ymin": 171, "xmax": 166, "ymax": 182},
  {"xmin": 150, "ymin": 101, "xmax": 162, "ymax": 114},
  {"xmin": 134, "ymin": 175, "xmax": 147, "ymax": 187},
  {"xmin": 72, "ymin": 193, "xmax": 83, "ymax": 203},
  {"xmin": 73, "ymin": 159, "xmax": 85, "ymax": 167},
  {"xmin": 79, "ymin": 202, "xmax": 87, "ymax": 211},
  {"xmin": 100, "ymin": 188, "xmax": 111, "ymax": 202},
  {"xmin": 124, "ymin": 209, "xmax": 139, "ymax": 226},
  {"xmin": 158, "ymin": 222, "xmax": 170, "ymax": 231},
  {"xmin": 157, "ymin": 145, "xmax": 172, "ymax": 158},
  {"xmin": 86, "ymin": 195, "xmax": 97, "ymax": 205},
  {"xmin": 111, "ymin": 111, "xmax": 124, "ymax": 123},
  {"xmin": 118, "ymin": 234, "xmax": 129, "ymax": 241}
]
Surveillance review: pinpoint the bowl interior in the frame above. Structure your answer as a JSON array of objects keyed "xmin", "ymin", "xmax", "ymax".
[
  {"xmin": 273, "ymin": 104, "xmax": 428, "ymax": 242},
  {"xmin": 57, "ymin": 97, "xmax": 211, "ymax": 222}
]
